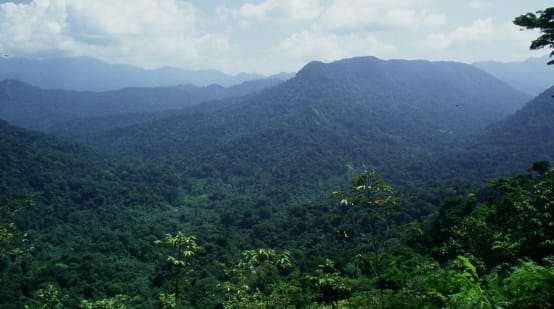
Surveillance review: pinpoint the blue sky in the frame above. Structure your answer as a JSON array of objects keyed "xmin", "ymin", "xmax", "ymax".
[{"xmin": 0, "ymin": 0, "xmax": 551, "ymax": 74}]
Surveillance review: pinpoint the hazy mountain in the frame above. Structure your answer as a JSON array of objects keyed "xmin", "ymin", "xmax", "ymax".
[
  {"xmin": 1, "ymin": 56, "xmax": 551, "ymax": 308},
  {"xmin": 0, "ymin": 78, "xmax": 283, "ymax": 130},
  {"xmin": 85, "ymin": 56, "xmax": 530, "ymax": 186},
  {"xmin": 0, "ymin": 56, "xmax": 294, "ymax": 91},
  {"xmin": 414, "ymin": 86, "xmax": 554, "ymax": 180},
  {"xmin": 473, "ymin": 56, "xmax": 553, "ymax": 96},
  {"xmin": 481, "ymin": 86, "xmax": 554, "ymax": 147},
  {"xmin": 476, "ymin": 86, "xmax": 554, "ymax": 169}
]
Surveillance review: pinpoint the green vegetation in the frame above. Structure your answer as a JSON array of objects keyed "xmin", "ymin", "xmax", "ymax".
[
  {"xmin": 514, "ymin": 7, "xmax": 554, "ymax": 65},
  {"xmin": 155, "ymin": 232, "xmax": 200, "ymax": 308},
  {"xmin": 1, "ymin": 8, "xmax": 553, "ymax": 308},
  {"xmin": 0, "ymin": 198, "xmax": 32, "ymax": 257},
  {"xmin": 3, "ymin": 127, "xmax": 552, "ymax": 307}
]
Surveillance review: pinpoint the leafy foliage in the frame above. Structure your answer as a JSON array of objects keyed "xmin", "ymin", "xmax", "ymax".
[
  {"xmin": 1, "ymin": 45, "xmax": 553, "ymax": 309},
  {"xmin": 0, "ymin": 198, "xmax": 32, "ymax": 257},
  {"xmin": 514, "ymin": 7, "xmax": 554, "ymax": 64},
  {"xmin": 155, "ymin": 232, "xmax": 200, "ymax": 308},
  {"xmin": 222, "ymin": 248, "xmax": 297, "ymax": 308}
]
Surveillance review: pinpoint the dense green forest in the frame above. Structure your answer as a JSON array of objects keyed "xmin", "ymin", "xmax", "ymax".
[
  {"xmin": 1, "ymin": 7, "xmax": 554, "ymax": 308},
  {"xmin": 1, "ymin": 115, "xmax": 553, "ymax": 308}
]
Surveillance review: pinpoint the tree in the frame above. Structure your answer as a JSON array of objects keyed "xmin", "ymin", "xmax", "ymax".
[
  {"xmin": 513, "ymin": 7, "xmax": 554, "ymax": 64},
  {"xmin": 0, "ymin": 198, "xmax": 32, "ymax": 257},
  {"xmin": 501, "ymin": 259, "xmax": 554, "ymax": 308},
  {"xmin": 487, "ymin": 161, "xmax": 554, "ymax": 261},
  {"xmin": 307, "ymin": 259, "xmax": 350, "ymax": 309},
  {"xmin": 26, "ymin": 285, "xmax": 68, "ymax": 309},
  {"xmin": 332, "ymin": 170, "xmax": 396, "ymax": 308},
  {"xmin": 222, "ymin": 248, "xmax": 294, "ymax": 309},
  {"xmin": 79, "ymin": 295, "xmax": 130, "ymax": 309},
  {"xmin": 154, "ymin": 232, "xmax": 199, "ymax": 309}
]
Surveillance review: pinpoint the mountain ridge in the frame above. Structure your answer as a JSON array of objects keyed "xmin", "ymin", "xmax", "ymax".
[
  {"xmin": 0, "ymin": 78, "xmax": 283, "ymax": 131},
  {"xmin": 0, "ymin": 56, "xmax": 294, "ymax": 91},
  {"xmin": 83, "ymin": 56, "xmax": 531, "ymax": 186},
  {"xmin": 473, "ymin": 55, "xmax": 553, "ymax": 96}
]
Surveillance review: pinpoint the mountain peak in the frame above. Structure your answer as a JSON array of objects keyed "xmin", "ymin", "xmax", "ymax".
[
  {"xmin": 0, "ymin": 79, "xmax": 38, "ymax": 98},
  {"xmin": 296, "ymin": 56, "xmax": 383, "ymax": 78},
  {"xmin": 0, "ymin": 56, "xmax": 292, "ymax": 91}
]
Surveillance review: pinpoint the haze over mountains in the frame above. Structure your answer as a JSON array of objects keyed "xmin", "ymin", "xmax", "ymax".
[
  {"xmin": 0, "ymin": 55, "xmax": 551, "ymax": 96},
  {"xmin": 1, "ymin": 53, "xmax": 553, "ymax": 307},
  {"xmin": 473, "ymin": 55, "xmax": 554, "ymax": 96},
  {"xmin": 2, "ymin": 56, "xmax": 539, "ymax": 187},
  {"xmin": 0, "ymin": 56, "xmax": 294, "ymax": 91},
  {"xmin": 81, "ymin": 57, "xmax": 536, "ymax": 184},
  {"xmin": 0, "ymin": 78, "xmax": 282, "ymax": 131},
  {"xmin": 477, "ymin": 85, "xmax": 554, "ymax": 167}
]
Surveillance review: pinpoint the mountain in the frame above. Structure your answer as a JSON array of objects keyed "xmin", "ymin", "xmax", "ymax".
[
  {"xmin": 85, "ymin": 56, "xmax": 530, "ymax": 187},
  {"xmin": 480, "ymin": 86, "xmax": 554, "ymax": 148},
  {"xmin": 476, "ymin": 86, "xmax": 554, "ymax": 170},
  {"xmin": 0, "ymin": 78, "xmax": 283, "ymax": 131},
  {"xmin": 473, "ymin": 56, "xmax": 553, "ymax": 96},
  {"xmin": 0, "ymin": 56, "xmax": 294, "ymax": 91},
  {"xmin": 415, "ymin": 86, "xmax": 554, "ymax": 180},
  {"xmin": 1, "ymin": 56, "xmax": 552, "ymax": 308}
]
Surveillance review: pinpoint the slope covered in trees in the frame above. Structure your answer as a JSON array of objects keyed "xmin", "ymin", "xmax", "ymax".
[
  {"xmin": 479, "ymin": 85, "xmax": 554, "ymax": 148},
  {"xmin": 81, "ymin": 57, "xmax": 529, "ymax": 188},
  {"xmin": 1, "ymin": 51, "xmax": 553, "ymax": 308},
  {"xmin": 0, "ymin": 120, "xmax": 188, "ymax": 307},
  {"xmin": 423, "ymin": 86, "xmax": 554, "ymax": 180},
  {"xmin": 0, "ymin": 78, "xmax": 282, "ymax": 131},
  {"xmin": 2, "ymin": 116, "xmax": 552, "ymax": 308}
]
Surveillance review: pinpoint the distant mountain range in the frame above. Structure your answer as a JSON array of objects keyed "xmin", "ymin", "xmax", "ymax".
[
  {"xmin": 473, "ymin": 55, "xmax": 553, "ymax": 96},
  {"xmin": 0, "ymin": 55, "xmax": 551, "ymax": 95},
  {"xmin": 73, "ymin": 56, "xmax": 530, "ymax": 186},
  {"xmin": 2, "ymin": 54, "xmax": 554, "ymax": 308},
  {"xmin": 0, "ymin": 56, "xmax": 294, "ymax": 91},
  {"xmin": 0, "ymin": 78, "xmax": 283, "ymax": 131},
  {"xmin": 2, "ymin": 55, "xmax": 551, "ymax": 187}
]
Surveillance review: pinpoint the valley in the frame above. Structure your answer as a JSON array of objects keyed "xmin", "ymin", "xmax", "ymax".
[{"xmin": 1, "ymin": 54, "xmax": 553, "ymax": 309}]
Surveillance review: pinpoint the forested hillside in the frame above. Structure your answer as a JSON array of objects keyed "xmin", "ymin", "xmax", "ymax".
[
  {"xmin": 0, "ymin": 119, "xmax": 189, "ymax": 307},
  {"xmin": 78, "ymin": 57, "xmax": 529, "ymax": 187},
  {"xmin": 1, "ymin": 54, "xmax": 552, "ymax": 308},
  {"xmin": 2, "ymin": 115, "xmax": 552, "ymax": 308},
  {"xmin": 0, "ymin": 78, "xmax": 282, "ymax": 131}
]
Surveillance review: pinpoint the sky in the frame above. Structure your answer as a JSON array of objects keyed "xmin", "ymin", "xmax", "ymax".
[{"xmin": 0, "ymin": 0, "xmax": 551, "ymax": 74}]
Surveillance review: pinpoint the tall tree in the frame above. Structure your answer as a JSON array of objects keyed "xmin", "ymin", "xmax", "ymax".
[
  {"xmin": 155, "ymin": 232, "xmax": 199, "ymax": 309},
  {"xmin": 514, "ymin": 7, "xmax": 554, "ymax": 64},
  {"xmin": 332, "ymin": 171, "xmax": 396, "ymax": 308}
]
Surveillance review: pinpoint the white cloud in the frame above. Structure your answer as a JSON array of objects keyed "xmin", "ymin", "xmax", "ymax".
[
  {"xmin": 64, "ymin": 1, "xmax": 196, "ymax": 38},
  {"xmin": 421, "ymin": 18, "xmax": 537, "ymax": 52},
  {"xmin": 0, "ymin": 0, "xmax": 229, "ymax": 69},
  {"xmin": 239, "ymin": 0, "xmax": 322, "ymax": 22},
  {"xmin": 319, "ymin": 0, "xmax": 446, "ymax": 30},
  {"xmin": 1, "ymin": 0, "xmax": 550, "ymax": 74},
  {"xmin": 275, "ymin": 29, "xmax": 397, "ymax": 67},
  {"xmin": 422, "ymin": 18, "xmax": 496, "ymax": 51},
  {"xmin": 0, "ymin": 0, "xmax": 67, "ymax": 54},
  {"xmin": 419, "ymin": 18, "xmax": 543, "ymax": 63},
  {"xmin": 422, "ymin": 13, "xmax": 448, "ymax": 27},
  {"xmin": 468, "ymin": 1, "xmax": 492, "ymax": 9}
]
